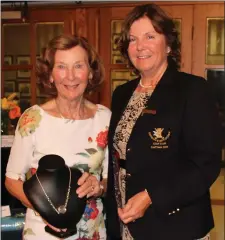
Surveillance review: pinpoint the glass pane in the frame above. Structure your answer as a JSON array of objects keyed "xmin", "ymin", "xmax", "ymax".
[
  {"xmin": 206, "ymin": 69, "xmax": 225, "ymax": 164},
  {"xmin": 16, "ymin": 56, "xmax": 31, "ymax": 78},
  {"xmin": 173, "ymin": 19, "xmax": 182, "ymax": 42},
  {"xmin": 206, "ymin": 18, "xmax": 224, "ymax": 65},
  {"xmin": 111, "ymin": 69, "xmax": 137, "ymax": 93},
  {"xmin": 111, "ymin": 20, "xmax": 127, "ymax": 64},
  {"xmin": 112, "ymin": 20, "xmax": 122, "ymax": 34},
  {"xmin": 4, "ymin": 71, "xmax": 17, "ymax": 96},
  {"xmin": 3, "ymin": 71, "xmax": 31, "ymax": 114},
  {"xmin": 36, "ymin": 86, "xmax": 49, "ymax": 105},
  {"xmin": 3, "ymin": 23, "xmax": 30, "ymax": 64},
  {"xmin": 36, "ymin": 22, "xmax": 64, "ymax": 55}
]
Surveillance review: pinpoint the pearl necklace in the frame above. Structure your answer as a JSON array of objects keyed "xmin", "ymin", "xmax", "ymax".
[
  {"xmin": 35, "ymin": 166, "xmax": 71, "ymax": 215},
  {"xmin": 139, "ymin": 79, "xmax": 158, "ymax": 89}
]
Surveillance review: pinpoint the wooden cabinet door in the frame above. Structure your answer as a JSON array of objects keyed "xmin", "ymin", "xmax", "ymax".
[
  {"xmin": 160, "ymin": 5, "xmax": 193, "ymax": 74},
  {"xmin": 193, "ymin": 4, "xmax": 224, "ymax": 240},
  {"xmin": 99, "ymin": 4, "xmax": 193, "ymax": 108},
  {"xmin": 192, "ymin": 3, "xmax": 224, "ymax": 77}
]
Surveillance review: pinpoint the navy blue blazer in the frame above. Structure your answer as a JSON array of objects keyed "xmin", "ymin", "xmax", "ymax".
[{"xmin": 105, "ymin": 67, "xmax": 222, "ymax": 240}]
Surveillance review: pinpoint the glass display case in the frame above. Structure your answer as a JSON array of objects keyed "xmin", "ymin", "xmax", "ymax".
[{"xmin": 206, "ymin": 18, "xmax": 224, "ymax": 65}]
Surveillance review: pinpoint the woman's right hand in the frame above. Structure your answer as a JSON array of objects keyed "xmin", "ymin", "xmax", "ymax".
[
  {"xmin": 43, "ymin": 219, "xmax": 67, "ymax": 233},
  {"xmin": 76, "ymin": 172, "xmax": 102, "ymax": 198}
]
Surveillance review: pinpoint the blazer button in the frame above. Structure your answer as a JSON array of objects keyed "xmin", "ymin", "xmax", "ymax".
[{"xmin": 127, "ymin": 148, "xmax": 131, "ymax": 152}]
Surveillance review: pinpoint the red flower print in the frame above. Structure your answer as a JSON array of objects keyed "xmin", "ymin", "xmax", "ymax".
[
  {"xmin": 31, "ymin": 168, "xmax": 37, "ymax": 175},
  {"xmin": 96, "ymin": 130, "xmax": 108, "ymax": 149},
  {"xmin": 114, "ymin": 150, "xmax": 120, "ymax": 160},
  {"xmin": 89, "ymin": 201, "xmax": 99, "ymax": 219},
  {"xmin": 20, "ymin": 113, "xmax": 35, "ymax": 128},
  {"xmin": 88, "ymin": 137, "xmax": 93, "ymax": 143},
  {"xmin": 92, "ymin": 231, "xmax": 100, "ymax": 240}
]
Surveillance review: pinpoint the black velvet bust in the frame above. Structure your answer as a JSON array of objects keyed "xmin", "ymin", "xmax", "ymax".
[{"xmin": 23, "ymin": 154, "xmax": 86, "ymax": 238}]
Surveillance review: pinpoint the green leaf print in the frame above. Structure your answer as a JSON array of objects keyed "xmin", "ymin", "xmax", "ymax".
[
  {"xmin": 97, "ymin": 146, "xmax": 104, "ymax": 151},
  {"xmin": 76, "ymin": 152, "xmax": 90, "ymax": 158},
  {"xmin": 24, "ymin": 228, "xmax": 35, "ymax": 236},
  {"xmin": 73, "ymin": 164, "xmax": 90, "ymax": 172},
  {"xmin": 18, "ymin": 108, "xmax": 42, "ymax": 137},
  {"xmin": 85, "ymin": 148, "xmax": 98, "ymax": 155}
]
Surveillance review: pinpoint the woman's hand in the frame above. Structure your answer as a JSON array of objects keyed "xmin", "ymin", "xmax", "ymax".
[
  {"xmin": 76, "ymin": 172, "xmax": 102, "ymax": 198},
  {"xmin": 118, "ymin": 190, "xmax": 152, "ymax": 224},
  {"xmin": 43, "ymin": 219, "xmax": 67, "ymax": 233}
]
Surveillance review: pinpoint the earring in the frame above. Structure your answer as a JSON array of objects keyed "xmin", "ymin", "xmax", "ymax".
[
  {"xmin": 167, "ymin": 47, "xmax": 171, "ymax": 54},
  {"xmin": 88, "ymin": 77, "xmax": 93, "ymax": 86}
]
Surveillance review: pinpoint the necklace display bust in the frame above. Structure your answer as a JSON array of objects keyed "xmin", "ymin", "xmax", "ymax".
[{"xmin": 23, "ymin": 154, "xmax": 86, "ymax": 238}]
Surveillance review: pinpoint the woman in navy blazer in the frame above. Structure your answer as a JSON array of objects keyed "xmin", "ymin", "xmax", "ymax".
[{"xmin": 105, "ymin": 4, "xmax": 222, "ymax": 240}]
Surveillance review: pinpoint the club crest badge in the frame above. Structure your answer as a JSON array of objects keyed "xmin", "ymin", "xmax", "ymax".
[{"xmin": 148, "ymin": 128, "xmax": 171, "ymax": 149}]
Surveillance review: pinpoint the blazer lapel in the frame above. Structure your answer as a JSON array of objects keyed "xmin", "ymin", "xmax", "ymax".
[
  {"xmin": 111, "ymin": 78, "xmax": 140, "ymax": 133},
  {"xmin": 144, "ymin": 67, "xmax": 178, "ymax": 111}
]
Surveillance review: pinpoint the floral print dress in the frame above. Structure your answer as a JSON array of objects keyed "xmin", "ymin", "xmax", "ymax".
[
  {"xmin": 113, "ymin": 91, "xmax": 211, "ymax": 240},
  {"xmin": 6, "ymin": 104, "xmax": 111, "ymax": 240}
]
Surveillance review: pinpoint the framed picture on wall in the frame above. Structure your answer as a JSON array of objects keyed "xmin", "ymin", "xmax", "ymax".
[
  {"xmin": 112, "ymin": 34, "xmax": 120, "ymax": 50},
  {"xmin": 113, "ymin": 55, "xmax": 125, "ymax": 64},
  {"xmin": 4, "ymin": 55, "xmax": 13, "ymax": 65},
  {"xmin": 4, "ymin": 80, "xmax": 15, "ymax": 93},
  {"xmin": 18, "ymin": 82, "xmax": 31, "ymax": 97},
  {"xmin": 16, "ymin": 56, "xmax": 31, "ymax": 78},
  {"xmin": 112, "ymin": 79, "xmax": 128, "ymax": 93}
]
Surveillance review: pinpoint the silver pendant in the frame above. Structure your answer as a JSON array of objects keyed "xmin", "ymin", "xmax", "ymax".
[{"xmin": 58, "ymin": 205, "xmax": 67, "ymax": 214}]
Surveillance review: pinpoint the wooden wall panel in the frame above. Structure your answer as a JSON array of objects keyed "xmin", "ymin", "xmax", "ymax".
[{"xmin": 75, "ymin": 8, "xmax": 87, "ymax": 37}]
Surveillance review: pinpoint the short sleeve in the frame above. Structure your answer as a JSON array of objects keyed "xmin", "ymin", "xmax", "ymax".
[
  {"xmin": 6, "ymin": 126, "xmax": 35, "ymax": 181},
  {"xmin": 5, "ymin": 107, "xmax": 38, "ymax": 181}
]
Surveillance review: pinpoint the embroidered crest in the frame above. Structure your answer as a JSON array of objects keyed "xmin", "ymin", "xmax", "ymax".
[{"xmin": 148, "ymin": 128, "xmax": 171, "ymax": 149}]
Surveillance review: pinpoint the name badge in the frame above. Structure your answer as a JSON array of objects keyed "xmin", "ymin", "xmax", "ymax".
[{"xmin": 141, "ymin": 109, "xmax": 156, "ymax": 116}]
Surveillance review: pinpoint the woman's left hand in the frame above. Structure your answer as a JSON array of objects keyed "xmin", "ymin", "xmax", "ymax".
[
  {"xmin": 76, "ymin": 172, "xmax": 101, "ymax": 198},
  {"xmin": 118, "ymin": 190, "xmax": 152, "ymax": 224}
]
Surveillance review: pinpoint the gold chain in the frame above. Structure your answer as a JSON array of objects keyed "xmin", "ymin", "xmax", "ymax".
[{"xmin": 35, "ymin": 166, "xmax": 71, "ymax": 215}]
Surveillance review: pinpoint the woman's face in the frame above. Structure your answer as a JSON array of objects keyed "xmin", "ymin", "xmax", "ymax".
[
  {"xmin": 51, "ymin": 45, "xmax": 92, "ymax": 101},
  {"xmin": 128, "ymin": 16, "xmax": 169, "ymax": 76}
]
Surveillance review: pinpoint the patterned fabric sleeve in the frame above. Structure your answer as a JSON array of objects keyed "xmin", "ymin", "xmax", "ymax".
[{"xmin": 5, "ymin": 106, "xmax": 39, "ymax": 181}]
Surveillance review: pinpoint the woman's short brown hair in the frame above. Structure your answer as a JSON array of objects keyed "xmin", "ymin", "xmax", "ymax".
[
  {"xmin": 117, "ymin": 4, "xmax": 181, "ymax": 73},
  {"xmin": 36, "ymin": 34, "xmax": 104, "ymax": 96}
]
